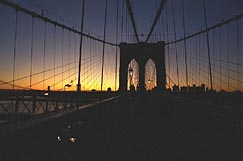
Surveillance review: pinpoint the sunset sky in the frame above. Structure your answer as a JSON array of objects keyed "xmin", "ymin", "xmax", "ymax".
[{"xmin": 0, "ymin": 0, "xmax": 242, "ymax": 91}]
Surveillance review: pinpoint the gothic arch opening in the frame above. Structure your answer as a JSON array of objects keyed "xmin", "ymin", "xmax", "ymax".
[
  {"xmin": 145, "ymin": 59, "xmax": 157, "ymax": 91},
  {"xmin": 127, "ymin": 59, "xmax": 139, "ymax": 91}
]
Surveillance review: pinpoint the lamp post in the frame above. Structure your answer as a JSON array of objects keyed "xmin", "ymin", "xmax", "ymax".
[
  {"xmin": 129, "ymin": 66, "xmax": 134, "ymax": 89},
  {"xmin": 77, "ymin": 0, "xmax": 86, "ymax": 93},
  {"xmin": 64, "ymin": 84, "xmax": 72, "ymax": 91},
  {"xmin": 64, "ymin": 80, "xmax": 73, "ymax": 91}
]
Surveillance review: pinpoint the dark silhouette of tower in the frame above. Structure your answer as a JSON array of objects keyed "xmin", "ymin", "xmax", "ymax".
[{"xmin": 119, "ymin": 41, "xmax": 166, "ymax": 92}]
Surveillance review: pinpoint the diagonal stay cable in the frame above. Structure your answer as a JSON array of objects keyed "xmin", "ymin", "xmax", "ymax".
[
  {"xmin": 166, "ymin": 13, "xmax": 243, "ymax": 45},
  {"xmin": 125, "ymin": 0, "xmax": 140, "ymax": 42},
  {"xmin": 145, "ymin": 0, "xmax": 167, "ymax": 42},
  {"xmin": 0, "ymin": 0, "xmax": 118, "ymax": 46},
  {"xmin": 0, "ymin": 61, "xmax": 78, "ymax": 86}
]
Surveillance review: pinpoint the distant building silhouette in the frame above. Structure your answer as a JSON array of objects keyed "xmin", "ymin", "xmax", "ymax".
[
  {"xmin": 180, "ymin": 86, "xmax": 188, "ymax": 94},
  {"xmin": 107, "ymin": 87, "xmax": 112, "ymax": 92},
  {"xmin": 172, "ymin": 84, "xmax": 179, "ymax": 93},
  {"xmin": 177, "ymin": 84, "xmax": 206, "ymax": 95}
]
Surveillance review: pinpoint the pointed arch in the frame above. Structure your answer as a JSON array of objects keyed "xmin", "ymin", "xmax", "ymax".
[
  {"xmin": 145, "ymin": 59, "xmax": 157, "ymax": 90},
  {"xmin": 127, "ymin": 58, "xmax": 139, "ymax": 90}
]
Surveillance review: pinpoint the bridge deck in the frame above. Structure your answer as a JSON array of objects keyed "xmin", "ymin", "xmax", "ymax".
[{"xmin": 0, "ymin": 93, "xmax": 241, "ymax": 161}]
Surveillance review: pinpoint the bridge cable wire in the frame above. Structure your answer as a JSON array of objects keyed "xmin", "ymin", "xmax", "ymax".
[
  {"xmin": 51, "ymin": 51, "xmax": 101, "ymax": 91},
  {"xmin": 115, "ymin": 0, "xmax": 119, "ymax": 91},
  {"xmin": 146, "ymin": 0, "xmax": 167, "ymax": 42},
  {"xmin": 13, "ymin": 10, "xmax": 18, "ymax": 90},
  {"xmin": 171, "ymin": 0, "xmax": 179, "ymax": 88},
  {"xmin": 52, "ymin": 40, "xmax": 98, "ymax": 91},
  {"xmin": 161, "ymin": 13, "xmax": 165, "ymax": 41},
  {"xmin": 187, "ymin": 52, "xmax": 243, "ymax": 75},
  {"xmin": 125, "ymin": 3, "xmax": 128, "ymax": 42},
  {"xmin": 89, "ymin": 38, "xmax": 92, "ymax": 90},
  {"xmin": 30, "ymin": 16, "xmax": 34, "ymax": 90},
  {"xmin": 53, "ymin": 25, "xmax": 56, "ymax": 90},
  {"xmin": 28, "ymin": 64, "xmax": 78, "ymax": 89},
  {"xmin": 227, "ymin": 25, "xmax": 230, "ymax": 91},
  {"xmin": 166, "ymin": 13, "xmax": 243, "ymax": 45},
  {"xmin": 187, "ymin": 56, "xmax": 216, "ymax": 89},
  {"xmin": 0, "ymin": 80, "xmax": 27, "ymax": 90},
  {"xmin": 43, "ymin": 21, "xmax": 47, "ymax": 90},
  {"xmin": 195, "ymin": 35, "xmax": 198, "ymax": 86},
  {"xmin": 157, "ymin": 0, "xmax": 162, "ymax": 41},
  {"xmin": 121, "ymin": 0, "xmax": 124, "ymax": 42},
  {"xmin": 202, "ymin": 0, "xmax": 213, "ymax": 90},
  {"xmin": 236, "ymin": 20, "xmax": 240, "ymax": 90},
  {"xmin": 181, "ymin": 0, "xmax": 189, "ymax": 89},
  {"xmin": 0, "ymin": 0, "xmax": 117, "ymax": 47},
  {"xmin": 62, "ymin": 28, "xmax": 64, "ymax": 89},
  {"xmin": 198, "ymin": 34, "xmax": 202, "ymax": 85},
  {"xmin": 187, "ymin": 54, "xmax": 240, "ymax": 91},
  {"xmin": 166, "ymin": 74, "xmax": 176, "ymax": 87},
  {"xmin": 212, "ymin": 28, "xmax": 215, "ymax": 88},
  {"xmin": 101, "ymin": 0, "xmax": 108, "ymax": 92},
  {"xmin": 81, "ymin": 55, "xmax": 103, "ymax": 90},
  {"xmin": 182, "ymin": 46, "xmax": 243, "ymax": 91},
  {"xmin": 165, "ymin": 4, "xmax": 170, "ymax": 88},
  {"xmin": 77, "ymin": 0, "xmax": 85, "ymax": 92},
  {"xmin": 49, "ymin": 66, "xmax": 79, "ymax": 90},
  {"xmin": 125, "ymin": 0, "xmax": 139, "ymax": 42},
  {"xmin": 0, "ymin": 61, "xmax": 78, "ymax": 86},
  {"xmin": 74, "ymin": 31, "xmax": 77, "ymax": 88},
  {"xmin": 219, "ymin": 26, "xmax": 222, "ymax": 90},
  {"xmin": 68, "ymin": 30, "xmax": 71, "ymax": 83}
]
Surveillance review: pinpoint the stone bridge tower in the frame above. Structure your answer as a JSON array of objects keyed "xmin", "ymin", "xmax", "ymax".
[{"xmin": 119, "ymin": 41, "xmax": 166, "ymax": 92}]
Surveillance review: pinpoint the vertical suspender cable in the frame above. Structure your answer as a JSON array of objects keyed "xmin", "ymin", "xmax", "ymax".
[
  {"xmin": 219, "ymin": 27, "xmax": 222, "ymax": 90},
  {"xmin": 43, "ymin": 21, "xmax": 47, "ymax": 90},
  {"xmin": 189, "ymin": 38, "xmax": 192, "ymax": 84},
  {"xmin": 92, "ymin": 39, "xmax": 95, "ymax": 89},
  {"xmin": 199, "ymin": 32, "xmax": 201, "ymax": 84},
  {"xmin": 13, "ymin": 10, "xmax": 18, "ymax": 90},
  {"xmin": 196, "ymin": 35, "xmax": 198, "ymax": 84},
  {"xmin": 236, "ymin": 20, "xmax": 240, "ymax": 90},
  {"xmin": 92, "ymin": 39, "xmax": 94, "ymax": 88},
  {"xmin": 89, "ymin": 38, "xmax": 92, "ymax": 89},
  {"xmin": 121, "ymin": 0, "xmax": 124, "ymax": 42},
  {"xmin": 171, "ymin": 0, "xmax": 179, "ymax": 87},
  {"xmin": 181, "ymin": 0, "xmax": 189, "ymax": 89},
  {"xmin": 125, "ymin": 1, "xmax": 128, "ymax": 42},
  {"xmin": 115, "ymin": 0, "xmax": 119, "ymax": 91},
  {"xmin": 30, "ymin": 16, "xmax": 34, "ymax": 90},
  {"xmin": 162, "ymin": 14, "xmax": 165, "ymax": 41},
  {"xmin": 165, "ymin": 4, "xmax": 170, "ymax": 88},
  {"xmin": 227, "ymin": 26, "xmax": 230, "ymax": 91},
  {"xmin": 192, "ymin": 38, "xmax": 195, "ymax": 83},
  {"xmin": 62, "ymin": 28, "xmax": 64, "ymax": 90},
  {"xmin": 158, "ymin": 0, "xmax": 162, "ymax": 41},
  {"xmin": 53, "ymin": 25, "xmax": 56, "ymax": 90},
  {"xmin": 74, "ymin": 30, "xmax": 77, "ymax": 87},
  {"xmin": 77, "ymin": 0, "xmax": 85, "ymax": 92},
  {"xmin": 68, "ymin": 30, "xmax": 71, "ymax": 83},
  {"xmin": 202, "ymin": 0, "xmax": 213, "ymax": 90},
  {"xmin": 155, "ymin": 1, "xmax": 158, "ymax": 41},
  {"xmin": 212, "ymin": 29, "xmax": 215, "ymax": 87},
  {"xmin": 101, "ymin": 0, "xmax": 108, "ymax": 91}
]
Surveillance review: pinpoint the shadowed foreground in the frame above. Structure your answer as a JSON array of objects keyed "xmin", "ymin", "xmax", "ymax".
[{"xmin": 0, "ymin": 92, "xmax": 242, "ymax": 161}]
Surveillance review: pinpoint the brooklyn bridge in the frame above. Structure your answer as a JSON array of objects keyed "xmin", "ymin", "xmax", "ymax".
[{"xmin": 0, "ymin": 0, "xmax": 242, "ymax": 160}]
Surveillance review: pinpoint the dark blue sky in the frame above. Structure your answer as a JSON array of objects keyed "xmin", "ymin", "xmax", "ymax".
[{"xmin": 4, "ymin": 0, "xmax": 242, "ymax": 42}]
